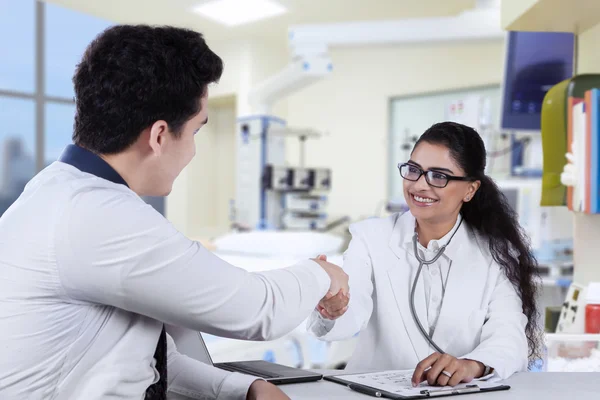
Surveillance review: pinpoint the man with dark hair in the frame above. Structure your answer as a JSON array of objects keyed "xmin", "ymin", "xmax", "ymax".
[{"xmin": 0, "ymin": 25, "xmax": 349, "ymax": 399}]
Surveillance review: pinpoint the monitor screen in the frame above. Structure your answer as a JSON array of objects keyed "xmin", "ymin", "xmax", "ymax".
[{"xmin": 501, "ymin": 31, "xmax": 575, "ymax": 131}]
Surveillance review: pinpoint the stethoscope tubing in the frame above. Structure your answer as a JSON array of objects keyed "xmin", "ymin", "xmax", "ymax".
[{"xmin": 409, "ymin": 218, "xmax": 463, "ymax": 355}]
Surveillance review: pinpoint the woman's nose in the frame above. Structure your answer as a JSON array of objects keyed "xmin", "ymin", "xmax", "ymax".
[{"xmin": 413, "ymin": 174, "xmax": 430, "ymax": 190}]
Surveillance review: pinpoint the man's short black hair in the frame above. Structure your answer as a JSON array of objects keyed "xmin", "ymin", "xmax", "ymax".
[{"xmin": 72, "ymin": 25, "xmax": 223, "ymax": 154}]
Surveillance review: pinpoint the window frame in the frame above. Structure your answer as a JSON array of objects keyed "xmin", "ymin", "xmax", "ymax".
[{"xmin": 0, "ymin": 1, "xmax": 75, "ymax": 173}]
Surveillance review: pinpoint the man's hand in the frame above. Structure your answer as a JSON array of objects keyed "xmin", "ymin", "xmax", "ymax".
[
  {"xmin": 247, "ymin": 380, "xmax": 290, "ymax": 400},
  {"xmin": 316, "ymin": 290, "xmax": 349, "ymax": 320},
  {"xmin": 411, "ymin": 353, "xmax": 484, "ymax": 387},
  {"xmin": 314, "ymin": 255, "xmax": 350, "ymax": 319},
  {"xmin": 311, "ymin": 254, "xmax": 349, "ymax": 299}
]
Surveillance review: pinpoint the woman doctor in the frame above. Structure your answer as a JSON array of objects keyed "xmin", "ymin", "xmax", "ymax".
[{"xmin": 309, "ymin": 121, "xmax": 541, "ymax": 387}]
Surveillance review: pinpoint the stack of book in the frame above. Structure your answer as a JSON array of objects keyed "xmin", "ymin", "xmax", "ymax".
[{"xmin": 567, "ymin": 88, "xmax": 600, "ymax": 213}]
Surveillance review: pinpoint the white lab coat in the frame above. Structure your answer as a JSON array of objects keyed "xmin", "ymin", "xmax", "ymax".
[{"xmin": 308, "ymin": 212, "xmax": 529, "ymax": 379}]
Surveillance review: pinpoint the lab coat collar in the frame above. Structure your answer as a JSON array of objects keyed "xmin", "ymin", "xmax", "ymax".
[
  {"xmin": 58, "ymin": 144, "xmax": 129, "ymax": 187},
  {"xmin": 389, "ymin": 212, "xmax": 466, "ymax": 261}
]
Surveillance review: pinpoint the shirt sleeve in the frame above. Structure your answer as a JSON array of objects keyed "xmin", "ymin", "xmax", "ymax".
[
  {"xmin": 165, "ymin": 333, "xmax": 259, "ymax": 400},
  {"xmin": 307, "ymin": 223, "xmax": 374, "ymax": 340},
  {"xmin": 55, "ymin": 189, "xmax": 331, "ymax": 341}
]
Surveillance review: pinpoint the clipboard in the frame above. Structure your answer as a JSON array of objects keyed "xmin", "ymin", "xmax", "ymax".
[{"xmin": 324, "ymin": 374, "xmax": 510, "ymax": 399}]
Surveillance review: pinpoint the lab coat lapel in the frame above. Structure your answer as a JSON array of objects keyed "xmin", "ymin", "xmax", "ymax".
[
  {"xmin": 430, "ymin": 225, "xmax": 472, "ymax": 353},
  {"xmin": 387, "ymin": 213, "xmax": 431, "ymax": 361}
]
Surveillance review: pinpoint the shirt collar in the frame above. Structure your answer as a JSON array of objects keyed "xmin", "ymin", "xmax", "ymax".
[
  {"xmin": 58, "ymin": 144, "xmax": 129, "ymax": 187},
  {"xmin": 402, "ymin": 213, "xmax": 464, "ymax": 256}
]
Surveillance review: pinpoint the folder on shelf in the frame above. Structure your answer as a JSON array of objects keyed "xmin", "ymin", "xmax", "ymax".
[
  {"xmin": 565, "ymin": 75, "xmax": 600, "ymax": 211},
  {"xmin": 541, "ymin": 79, "xmax": 570, "ymax": 206},
  {"xmin": 588, "ymin": 89, "xmax": 600, "ymax": 213},
  {"xmin": 567, "ymin": 96, "xmax": 584, "ymax": 211}
]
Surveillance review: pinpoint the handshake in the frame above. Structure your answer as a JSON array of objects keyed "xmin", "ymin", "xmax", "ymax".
[{"xmin": 311, "ymin": 255, "xmax": 350, "ymax": 320}]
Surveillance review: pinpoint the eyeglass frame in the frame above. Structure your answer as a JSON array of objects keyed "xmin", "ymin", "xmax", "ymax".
[{"xmin": 397, "ymin": 162, "xmax": 474, "ymax": 189}]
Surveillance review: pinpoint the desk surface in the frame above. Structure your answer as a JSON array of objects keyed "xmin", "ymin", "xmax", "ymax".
[{"xmin": 281, "ymin": 371, "xmax": 599, "ymax": 399}]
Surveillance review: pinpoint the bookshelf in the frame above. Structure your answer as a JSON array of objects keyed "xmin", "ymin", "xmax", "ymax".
[
  {"xmin": 501, "ymin": 3, "xmax": 600, "ymax": 285},
  {"xmin": 502, "ymin": 0, "xmax": 600, "ymax": 34}
]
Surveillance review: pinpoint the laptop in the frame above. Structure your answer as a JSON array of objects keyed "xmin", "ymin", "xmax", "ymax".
[{"xmin": 196, "ymin": 332, "xmax": 323, "ymax": 385}]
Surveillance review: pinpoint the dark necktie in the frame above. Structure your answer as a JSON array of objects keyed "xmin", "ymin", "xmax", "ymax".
[{"xmin": 145, "ymin": 325, "xmax": 168, "ymax": 400}]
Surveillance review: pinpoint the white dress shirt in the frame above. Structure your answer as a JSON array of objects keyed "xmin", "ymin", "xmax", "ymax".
[
  {"xmin": 414, "ymin": 216, "xmax": 461, "ymax": 336},
  {"xmin": 0, "ymin": 155, "xmax": 331, "ymax": 399}
]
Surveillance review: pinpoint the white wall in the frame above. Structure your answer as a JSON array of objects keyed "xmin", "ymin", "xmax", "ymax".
[
  {"xmin": 207, "ymin": 38, "xmax": 290, "ymax": 117},
  {"xmin": 166, "ymin": 39, "xmax": 289, "ymax": 237},
  {"xmin": 167, "ymin": 38, "xmax": 507, "ymax": 233},
  {"xmin": 167, "ymin": 102, "xmax": 237, "ymax": 238},
  {"xmin": 284, "ymin": 40, "xmax": 506, "ymax": 221}
]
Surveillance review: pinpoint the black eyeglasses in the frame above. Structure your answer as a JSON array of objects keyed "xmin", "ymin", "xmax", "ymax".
[{"xmin": 397, "ymin": 162, "xmax": 472, "ymax": 188}]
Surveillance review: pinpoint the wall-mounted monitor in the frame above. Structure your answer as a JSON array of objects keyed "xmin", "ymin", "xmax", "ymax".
[{"xmin": 501, "ymin": 31, "xmax": 575, "ymax": 131}]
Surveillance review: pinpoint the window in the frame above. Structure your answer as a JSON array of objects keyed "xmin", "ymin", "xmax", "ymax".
[
  {"xmin": 0, "ymin": 0, "xmax": 165, "ymax": 216},
  {"xmin": 45, "ymin": 3, "xmax": 112, "ymax": 98},
  {"xmin": 0, "ymin": 0, "xmax": 35, "ymax": 93},
  {"xmin": 45, "ymin": 102, "xmax": 75, "ymax": 166},
  {"xmin": 0, "ymin": 97, "xmax": 35, "ymax": 215}
]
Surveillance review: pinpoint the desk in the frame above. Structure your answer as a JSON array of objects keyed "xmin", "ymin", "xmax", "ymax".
[{"xmin": 281, "ymin": 371, "xmax": 599, "ymax": 399}]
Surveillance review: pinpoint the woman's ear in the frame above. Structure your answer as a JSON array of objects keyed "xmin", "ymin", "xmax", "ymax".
[{"xmin": 464, "ymin": 180, "xmax": 481, "ymax": 202}]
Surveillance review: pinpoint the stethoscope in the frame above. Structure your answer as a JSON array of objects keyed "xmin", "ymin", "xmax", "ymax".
[{"xmin": 409, "ymin": 218, "xmax": 463, "ymax": 355}]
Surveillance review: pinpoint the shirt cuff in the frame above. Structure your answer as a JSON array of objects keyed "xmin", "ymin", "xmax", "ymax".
[
  {"xmin": 217, "ymin": 372, "xmax": 262, "ymax": 400},
  {"xmin": 307, "ymin": 309, "xmax": 336, "ymax": 337}
]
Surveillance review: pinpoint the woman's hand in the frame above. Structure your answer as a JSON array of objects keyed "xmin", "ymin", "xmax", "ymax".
[
  {"xmin": 411, "ymin": 353, "xmax": 484, "ymax": 387},
  {"xmin": 314, "ymin": 255, "xmax": 350, "ymax": 320}
]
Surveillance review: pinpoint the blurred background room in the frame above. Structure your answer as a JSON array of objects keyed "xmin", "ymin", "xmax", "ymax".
[{"xmin": 1, "ymin": 0, "xmax": 599, "ymax": 375}]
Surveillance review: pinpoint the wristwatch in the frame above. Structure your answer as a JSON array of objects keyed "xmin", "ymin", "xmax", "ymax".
[{"xmin": 483, "ymin": 365, "xmax": 494, "ymax": 376}]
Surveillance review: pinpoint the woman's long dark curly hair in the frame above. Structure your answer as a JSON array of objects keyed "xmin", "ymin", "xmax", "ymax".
[{"xmin": 415, "ymin": 121, "xmax": 542, "ymax": 366}]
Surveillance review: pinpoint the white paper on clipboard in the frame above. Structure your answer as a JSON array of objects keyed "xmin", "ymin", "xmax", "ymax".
[{"xmin": 333, "ymin": 369, "xmax": 500, "ymax": 397}]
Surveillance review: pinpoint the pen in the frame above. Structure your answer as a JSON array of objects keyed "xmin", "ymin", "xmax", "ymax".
[
  {"xmin": 348, "ymin": 383, "xmax": 383, "ymax": 398},
  {"xmin": 420, "ymin": 385, "xmax": 481, "ymax": 397}
]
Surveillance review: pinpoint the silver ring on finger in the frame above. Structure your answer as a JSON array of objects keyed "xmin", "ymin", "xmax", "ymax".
[{"xmin": 441, "ymin": 370, "xmax": 453, "ymax": 378}]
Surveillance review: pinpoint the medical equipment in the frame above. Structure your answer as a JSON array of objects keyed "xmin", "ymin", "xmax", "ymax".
[
  {"xmin": 282, "ymin": 212, "xmax": 327, "ymax": 231},
  {"xmin": 262, "ymin": 166, "xmax": 331, "ymax": 193},
  {"xmin": 284, "ymin": 193, "xmax": 327, "ymax": 212},
  {"xmin": 234, "ymin": 115, "xmax": 333, "ymax": 230},
  {"xmin": 281, "ymin": 193, "xmax": 329, "ymax": 231},
  {"xmin": 409, "ymin": 219, "xmax": 463, "ymax": 355},
  {"xmin": 500, "ymin": 31, "xmax": 575, "ymax": 132},
  {"xmin": 249, "ymin": 2, "xmax": 504, "ymax": 113}
]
